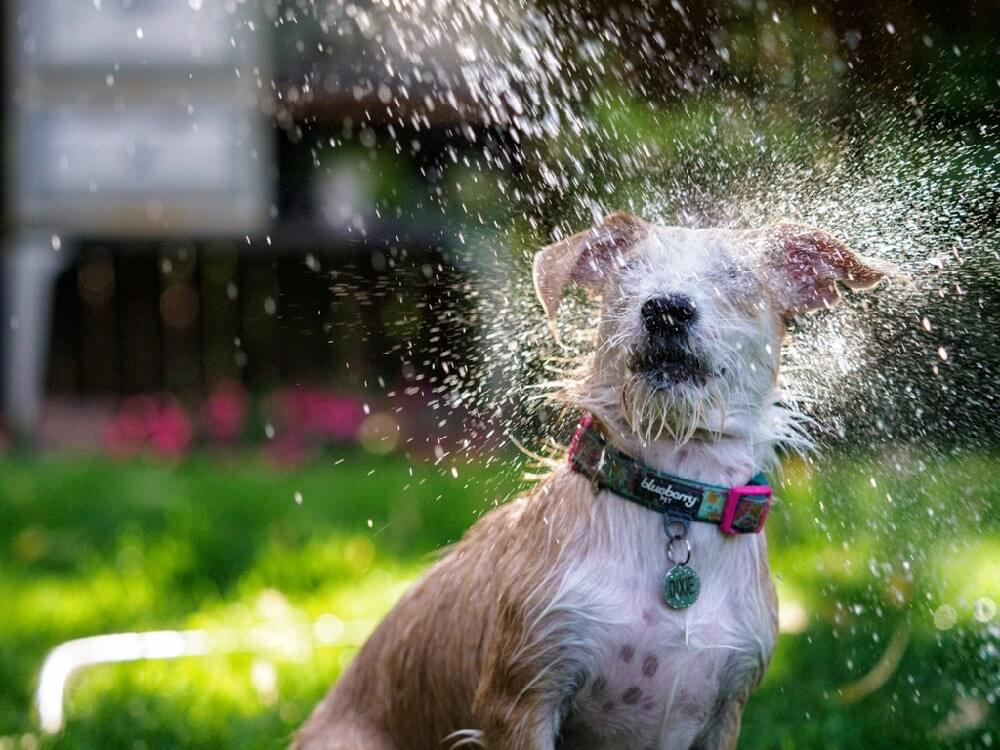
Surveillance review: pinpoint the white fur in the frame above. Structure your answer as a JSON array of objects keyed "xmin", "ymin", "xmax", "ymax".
[{"xmin": 542, "ymin": 482, "xmax": 777, "ymax": 748}]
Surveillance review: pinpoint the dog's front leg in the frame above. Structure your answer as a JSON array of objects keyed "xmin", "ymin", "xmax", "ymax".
[
  {"xmin": 690, "ymin": 699, "xmax": 744, "ymax": 750},
  {"xmin": 472, "ymin": 679, "xmax": 563, "ymax": 750},
  {"xmin": 471, "ymin": 600, "xmax": 574, "ymax": 750}
]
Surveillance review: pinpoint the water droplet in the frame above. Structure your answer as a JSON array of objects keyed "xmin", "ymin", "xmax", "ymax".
[
  {"xmin": 973, "ymin": 597, "xmax": 996, "ymax": 623},
  {"xmin": 933, "ymin": 604, "xmax": 956, "ymax": 630}
]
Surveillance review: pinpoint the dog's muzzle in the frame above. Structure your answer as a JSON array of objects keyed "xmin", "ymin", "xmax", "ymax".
[
  {"xmin": 631, "ymin": 294, "xmax": 711, "ymax": 386},
  {"xmin": 630, "ymin": 346, "xmax": 710, "ymax": 387}
]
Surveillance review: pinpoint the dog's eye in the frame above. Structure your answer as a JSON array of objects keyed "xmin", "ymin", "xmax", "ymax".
[
  {"xmin": 622, "ymin": 256, "xmax": 644, "ymax": 272},
  {"xmin": 729, "ymin": 263, "xmax": 756, "ymax": 283},
  {"xmin": 718, "ymin": 265, "xmax": 742, "ymax": 283}
]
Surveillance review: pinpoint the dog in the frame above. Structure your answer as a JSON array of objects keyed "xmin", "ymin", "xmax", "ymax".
[{"xmin": 295, "ymin": 212, "xmax": 892, "ymax": 749}]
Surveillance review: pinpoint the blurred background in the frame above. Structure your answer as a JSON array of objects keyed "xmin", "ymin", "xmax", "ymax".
[{"xmin": 1, "ymin": 0, "xmax": 998, "ymax": 748}]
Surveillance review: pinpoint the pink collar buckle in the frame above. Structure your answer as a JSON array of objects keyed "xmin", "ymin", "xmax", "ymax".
[{"xmin": 721, "ymin": 485, "xmax": 773, "ymax": 535}]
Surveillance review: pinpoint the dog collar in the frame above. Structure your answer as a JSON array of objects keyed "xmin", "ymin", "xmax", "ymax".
[{"xmin": 567, "ymin": 414, "xmax": 772, "ymax": 535}]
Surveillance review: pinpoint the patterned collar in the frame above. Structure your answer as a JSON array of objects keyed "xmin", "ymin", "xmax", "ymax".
[{"xmin": 567, "ymin": 414, "xmax": 773, "ymax": 535}]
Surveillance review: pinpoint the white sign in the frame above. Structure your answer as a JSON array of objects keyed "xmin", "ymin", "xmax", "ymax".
[
  {"xmin": 8, "ymin": 0, "xmax": 271, "ymax": 235},
  {"xmin": 24, "ymin": 0, "xmax": 244, "ymax": 68}
]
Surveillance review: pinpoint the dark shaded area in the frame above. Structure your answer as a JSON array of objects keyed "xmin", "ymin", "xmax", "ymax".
[{"xmin": 23, "ymin": 1, "xmax": 1000, "ymax": 450}]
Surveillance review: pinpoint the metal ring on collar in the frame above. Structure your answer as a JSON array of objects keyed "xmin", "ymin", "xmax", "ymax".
[
  {"xmin": 665, "ymin": 518, "xmax": 688, "ymax": 540},
  {"xmin": 667, "ymin": 537, "xmax": 692, "ymax": 566}
]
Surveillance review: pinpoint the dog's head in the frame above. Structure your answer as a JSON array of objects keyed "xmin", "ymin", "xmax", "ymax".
[{"xmin": 534, "ymin": 212, "xmax": 894, "ymax": 444}]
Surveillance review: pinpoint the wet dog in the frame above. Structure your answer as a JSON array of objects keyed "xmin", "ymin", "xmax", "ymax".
[{"xmin": 295, "ymin": 213, "xmax": 891, "ymax": 749}]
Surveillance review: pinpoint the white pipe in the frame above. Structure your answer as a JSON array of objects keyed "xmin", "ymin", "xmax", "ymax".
[
  {"xmin": 35, "ymin": 614, "xmax": 360, "ymax": 735},
  {"xmin": 36, "ymin": 629, "xmax": 213, "ymax": 734}
]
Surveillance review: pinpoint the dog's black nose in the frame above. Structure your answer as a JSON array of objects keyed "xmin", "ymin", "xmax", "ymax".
[{"xmin": 641, "ymin": 295, "xmax": 697, "ymax": 337}]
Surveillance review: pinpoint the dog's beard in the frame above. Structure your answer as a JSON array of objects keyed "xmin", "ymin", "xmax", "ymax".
[{"xmin": 621, "ymin": 372, "xmax": 728, "ymax": 446}]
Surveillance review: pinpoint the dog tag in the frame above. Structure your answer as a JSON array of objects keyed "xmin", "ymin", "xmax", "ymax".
[{"xmin": 663, "ymin": 564, "xmax": 700, "ymax": 609}]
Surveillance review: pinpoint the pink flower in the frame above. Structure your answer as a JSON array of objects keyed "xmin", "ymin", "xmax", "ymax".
[
  {"xmin": 104, "ymin": 396, "xmax": 156, "ymax": 458},
  {"xmin": 274, "ymin": 388, "xmax": 365, "ymax": 443},
  {"xmin": 103, "ymin": 396, "xmax": 193, "ymax": 460},
  {"xmin": 203, "ymin": 380, "xmax": 249, "ymax": 443},
  {"xmin": 148, "ymin": 401, "xmax": 194, "ymax": 458}
]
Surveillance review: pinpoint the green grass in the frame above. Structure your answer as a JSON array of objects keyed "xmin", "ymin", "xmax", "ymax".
[{"xmin": 1, "ymin": 450, "xmax": 997, "ymax": 749}]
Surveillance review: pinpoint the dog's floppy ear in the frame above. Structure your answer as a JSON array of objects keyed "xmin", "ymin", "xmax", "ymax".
[
  {"xmin": 533, "ymin": 212, "xmax": 648, "ymax": 327},
  {"xmin": 766, "ymin": 223, "xmax": 896, "ymax": 319}
]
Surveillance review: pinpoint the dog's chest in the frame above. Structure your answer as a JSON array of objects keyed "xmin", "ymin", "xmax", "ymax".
[
  {"xmin": 553, "ymin": 519, "xmax": 776, "ymax": 749},
  {"xmin": 558, "ymin": 602, "xmax": 741, "ymax": 749}
]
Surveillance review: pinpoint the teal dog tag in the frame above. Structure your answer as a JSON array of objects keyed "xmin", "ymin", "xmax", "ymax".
[{"xmin": 663, "ymin": 564, "xmax": 700, "ymax": 609}]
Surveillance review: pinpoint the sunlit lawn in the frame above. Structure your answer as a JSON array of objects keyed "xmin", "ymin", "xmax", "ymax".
[{"xmin": 1, "ymin": 450, "xmax": 996, "ymax": 749}]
